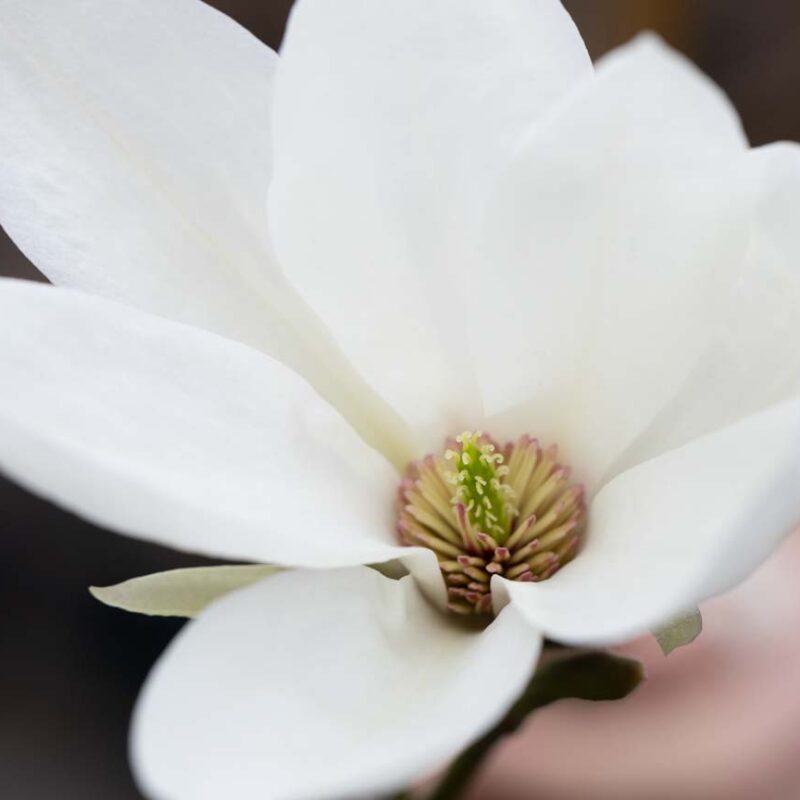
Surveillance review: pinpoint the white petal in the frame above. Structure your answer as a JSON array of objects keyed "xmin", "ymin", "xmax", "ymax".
[
  {"xmin": 495, "ymin": 399, "xmax": 800, "ymax": 644},
  {"xmin": 0, "ymin": 0, "xmax": 280, "ymax": 334},
  {"xmin": 478, "ymin": 35, "xmax": 748, "ymax": 488},
  {"xmin": 0, "ymin": 279, "xmax": 427, "ymax": 574},
  {"xmin": 608, "ymin": 142, "xmax": 800, "ymax": 477},
  {"xmin": 0, "ymin": 0, "xmax": 409, "ymax": 464},
  {"xmin": 132, "ymin": 567, "xmax": 541, "ymax": 800},
  {"xmin": 90, "ymin": 565, "xmax": 279, "ymax": 618},
  {"xmin": 269, "ymin": 0, "xmax": 591, "ymax": 444}
]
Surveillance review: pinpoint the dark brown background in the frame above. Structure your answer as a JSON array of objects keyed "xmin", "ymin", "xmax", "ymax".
[{"xmin": 1, "ymin": 2, "xmax": 799, "ymax": 798}]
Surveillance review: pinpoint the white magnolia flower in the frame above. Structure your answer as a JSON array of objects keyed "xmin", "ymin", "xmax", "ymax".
[{"xmin": 1, "ymin": 1, "xmax": 799, "ymax": 798}]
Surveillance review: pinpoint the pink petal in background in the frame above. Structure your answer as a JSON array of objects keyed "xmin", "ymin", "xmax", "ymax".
[{"xmin": 469, "ymin": 530, "xmax": 800, "ymax": 800}]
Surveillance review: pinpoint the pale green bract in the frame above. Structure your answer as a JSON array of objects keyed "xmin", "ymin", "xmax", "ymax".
[
  {"xmin": 653, "ymin": 608, "xmax": 703, "ymax": 655},
  {"xmin": 90, "ymin": 565, "xmax": 279, "ymax": 618}
]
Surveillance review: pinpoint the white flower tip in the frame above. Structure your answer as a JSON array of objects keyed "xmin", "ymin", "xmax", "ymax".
[
  {"xmin": 602, "ymin": 30, "xmax": 686, "ymax": 76},
  {"xmin": 628, "ymin": 30, "xmax": 670, "ymax": 51},
  {"xmin": 597, "ymin": 28, "xmax": 748, "ymax": 150}
]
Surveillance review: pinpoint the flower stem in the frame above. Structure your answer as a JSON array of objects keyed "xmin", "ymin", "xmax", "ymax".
[
  {"xmin": 424, "ymin": 649, "xmax": 644, "ymax": 800},
  {"xmin": 423, "ymin": 714, "xmax": 518, "ymax": 800}
]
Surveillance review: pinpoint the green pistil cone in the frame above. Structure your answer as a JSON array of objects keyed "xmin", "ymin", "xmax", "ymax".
[{"xmin": 449, "ymin": 433, "xmax": 512, "ymax": 543}]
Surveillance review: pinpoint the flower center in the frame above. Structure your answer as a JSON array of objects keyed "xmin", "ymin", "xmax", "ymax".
[{"xmin": 397, "ymin": 432, "xmax": 586, "ymax": 615}]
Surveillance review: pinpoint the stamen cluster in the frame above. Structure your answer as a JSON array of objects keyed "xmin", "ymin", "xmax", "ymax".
[{"xmin": 397, "ymin": 432, "xmax": 586, "ymax": 615}]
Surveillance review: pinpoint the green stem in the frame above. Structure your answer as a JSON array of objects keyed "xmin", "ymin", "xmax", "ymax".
[
  {"xmin": 425, "ymin": 649, "xmax": 645, "ymax": 800},
  {"xmin": 423, "ymin": 714, "xmax": 519, "ymax": 800}
]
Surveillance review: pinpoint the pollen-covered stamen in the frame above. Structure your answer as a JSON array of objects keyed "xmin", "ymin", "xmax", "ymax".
[{"xmin": 397, "ymin": 431, "xmax": 587, "ymax": 615}]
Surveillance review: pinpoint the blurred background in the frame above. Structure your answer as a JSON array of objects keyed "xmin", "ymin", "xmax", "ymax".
[{"xmin": 2, "ymin": 1, "xmax": 800, "ymax": 798}]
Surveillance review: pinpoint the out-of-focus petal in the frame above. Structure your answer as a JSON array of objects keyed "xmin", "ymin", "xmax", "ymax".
[
  {"xmin": 496, "ymin": 399, "xmax": 800, "ymax": 644},
  {"xmin": 133, "ymin": 567, "xmax": 542, "ymax": 800},
  {"xmin": 609, "ymin": 142, "xmax": 800, "ymax": 477},
  {"xmin": 270, "ymin": 0, "xmax": 591, "ymax": 446},
  {"xmin": 480, "ymin": 35, "xmax": 748, "ymax": 488}
]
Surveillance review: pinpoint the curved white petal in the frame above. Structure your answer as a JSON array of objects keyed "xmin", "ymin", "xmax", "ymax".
[
  {"xmin": 478, "ymin": 35, "xmax": 748, "ymax": 489},
  {"xmin": 269, "ymin": 0, "xmax": 591, "ymax": 445},
  {"xmin": 607, "ymin": 142, "xmax": 800, "ymax": 477},
  {"xmin": 0, "ymin": 279, "xmax": 426, "ymax": 574},
  {"xmin": 133, "ymin": 567, "xmax": 541, "ymax": 800},
  {"xmin": 0, "ymin": 0, "xmax": 281, "ymax": 334},
  {"xmin": 496, "ymin": 398, "xmax": 800, "ymax": 644},
  {"xmin": 90, "ymin": 565, "xmax": 280, "ymax": 618},
  {"xmin": 0, "ymin": 0, "xmax": 409, "ymax": 464}
]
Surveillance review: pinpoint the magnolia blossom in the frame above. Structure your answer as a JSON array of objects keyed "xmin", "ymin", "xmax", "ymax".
[{"xmin": 0, "ymin": 1, "xmax": 799, "ymax": 799}]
